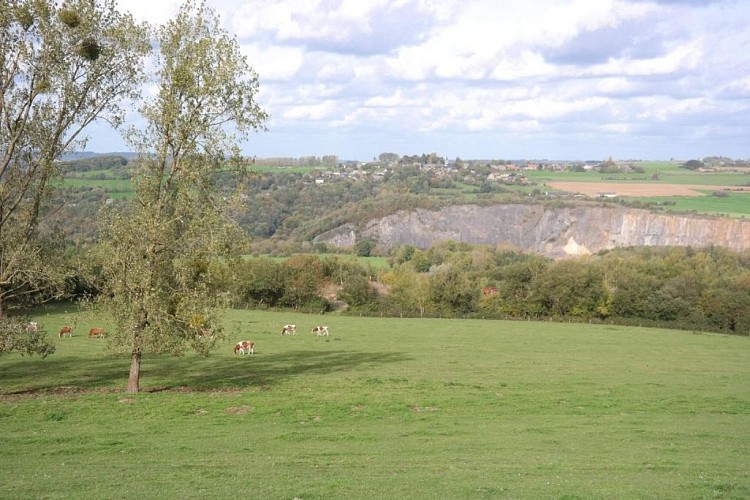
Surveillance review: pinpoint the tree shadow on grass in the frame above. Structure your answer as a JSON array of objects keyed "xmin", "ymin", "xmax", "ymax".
[
  {"xmin": 143, "ymin": 350, "xmax": 412, "ymax": 391},
  {"xmin": 0, "ymin": 349, "xmax": 411, "ymax": 395},
  {"xmin": 0, "ymin": 356, "xmax": 130, "ymax": 395}
]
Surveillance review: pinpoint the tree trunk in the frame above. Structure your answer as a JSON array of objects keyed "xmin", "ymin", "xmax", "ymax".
[{"xmin": 127, "ymin": 350, "xmax": 141, "ymax": 393}]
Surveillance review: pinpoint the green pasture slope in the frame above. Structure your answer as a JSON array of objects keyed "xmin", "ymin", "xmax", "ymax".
[
  {"xmin": 2, "ymin": 308, "xmax": 749, "ymax": 499},
  {"xmin": 59, "ymin": 176, "xmax": 134, "ymax": 197},
  {"xmin": 525, "ymin": 161, "xmax": 747, "ymax": 183},
  {"xmin": 631, "ymin": 192, "xmax": 750, "ymax": 218}
]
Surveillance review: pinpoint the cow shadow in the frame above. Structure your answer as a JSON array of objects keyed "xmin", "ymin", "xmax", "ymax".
[{"xmin": 0, "ymin": 349, "xmax": 411, "ymax": 394}]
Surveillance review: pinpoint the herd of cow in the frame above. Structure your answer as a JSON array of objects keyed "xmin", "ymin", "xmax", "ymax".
[
  {"xmin": 49, "ymin": 321, "xmax": 329, "ymax": 357},
  {"xmin": 233, "ymin": 324, "xmax": 329, "ymax": 357},
  {"xmin": 280, "ymin": 324, "xmax": 329, "ymax": 337},
  {"xmin": 56, "ymin": 325, "xmax": 105, "ymax": 338}
]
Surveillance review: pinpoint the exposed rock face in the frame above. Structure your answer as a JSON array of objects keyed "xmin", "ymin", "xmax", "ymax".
[{"xmin": 313, "ymin": 204, "xmax": 750, "ymax": 258}]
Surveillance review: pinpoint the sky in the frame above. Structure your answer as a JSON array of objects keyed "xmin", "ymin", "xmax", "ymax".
[{"xmin": 94, "ymin": 0, "xmax": 750, "ymax": 161}]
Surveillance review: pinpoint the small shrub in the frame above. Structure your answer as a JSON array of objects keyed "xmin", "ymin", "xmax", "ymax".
[
  {"xmin": 77, "ymin": 38, "xmax": 101, "ymax": 61},
  {"xmin": 15, "ymin": 6, "xmax": 34, "ymax": 30},
  {"xmin": 58, "ymin": 9, "xmax": 80, "ymax": 28}
]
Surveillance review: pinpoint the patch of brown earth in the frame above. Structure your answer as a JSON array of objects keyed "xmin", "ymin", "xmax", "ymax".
[{"xmin": 548, "ymin": 182, "xmax": 749, "ymax": 197}]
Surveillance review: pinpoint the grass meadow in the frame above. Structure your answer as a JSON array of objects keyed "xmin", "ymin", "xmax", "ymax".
[
  {"xmin": 1, "ymin": 308, "xmax": 749, "ymax": 499},
  {"xmin": 630, "ymin": 192, "xmax": 750, "ymax": 218}
]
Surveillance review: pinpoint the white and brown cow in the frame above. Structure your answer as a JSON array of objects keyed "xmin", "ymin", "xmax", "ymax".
[
  {"xmin": 59, "ymin": 325, "xmax": 73, "ymax": 338},
  {"xmin": 234, "ymin": 340, "xmax": 255, "ymax": 355},
  {"xmin": 312, "ymin": 325, "xmax": 329, "ymax": 337},
  {"xmin": 281, "ymin": 324, "xmax": 297, "ymax": 335}
]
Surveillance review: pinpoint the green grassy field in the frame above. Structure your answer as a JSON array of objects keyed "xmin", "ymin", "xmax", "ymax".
[
  {"xmin": 251, "ymin": 164, "xmax": 319, "ymax": 174},
  {"xmin": 2, "ymin": 308, "xmax": 748, "ymax": 498},
  {"xmin": 631, "ymin": 192, "xmax": 750, "ymax": 218},
  {"xmin": 526, "ymin": 168, "xmax": 750, "ymax": 187},
  {"xmin": 60, "ymin": 177, "xmax": 134, "ymax": 193}
]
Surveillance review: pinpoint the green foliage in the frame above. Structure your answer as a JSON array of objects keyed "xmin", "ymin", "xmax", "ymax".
[
  {"xmin": 532, "ymin": 259, "xmax": 608, "ymax": 318},
  {"xmin": 76, "ymin": 37, "xmax": 101, "ymax": 61},
  {"xmin": 221, "ymin": 245, "xmax": 750, "ymax": 335},
  {"xmin": 339, "ymin": 274, "xmax": 378, "ymax": 310},
  {"xmin": 234, "ymin": 258, "xmax": 287, "ymax": 307},
  {"xmin": 353, "ymin": 240, "xmax": 373, "ymax": 257},
  {"xmin": 62, "ymin": 155, "xmax": 130, "ymax": 172},
  {"xmin": 0, "ymin": 0, "xmax": 149, "ymax": 317},
  {"xmin": 700, "ymin": 274, "xmax": 750, "ymax": 333},
  {"xmin": 428, "ymin": 263, "xmax": 479, "ymax": 314},
  {"xmin": 0, "ymin": 316, "xmax": 54, "ymax": 358},
  {"xmin": 682, "ymin": 159, "xmax": 705, "ymax": 170},
  {"xmin": 279, "ymin": 255, "xmax": 325, "ymax": 309},
  {"xmin": 57, "ymin": 8, "xmax": 81, "ymax": 28}
]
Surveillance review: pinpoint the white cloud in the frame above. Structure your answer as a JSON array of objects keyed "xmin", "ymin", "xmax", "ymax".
[
  {"xmin": 94, "ymin": 0, "xmax": 750, "ymax": 160},
  {"xmin": 115, "ymin": 0, "xmax": 182, "ymax": 24},
  {"xmin": 240, "ymin": 44, "xmax": 305, "ymax": 81}
]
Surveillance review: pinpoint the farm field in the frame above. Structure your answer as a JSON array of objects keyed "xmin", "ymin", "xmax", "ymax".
[
  {"xmin": 1, "ymin": 308, "xmax": 749, "ymax": 498},
  {"xmin": 525, "ymin": 163, "xmax": 750, "ymax": 217},
  {"xmin": 545, "ymin": 181, "xmax": 744, "ymax": 197},
  {"xmin": 628, "ymin": 193, "xmax": 750, "ymax": 218},
  {"xmin": 59, "ymin": 177, "xmax": 133, "ymax": 195},
  {"xmin": 543, "ymin": 182, "xmax": 750, "ymax": 217}
]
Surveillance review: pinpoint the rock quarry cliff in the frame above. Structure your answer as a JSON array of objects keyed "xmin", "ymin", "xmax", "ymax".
[{"xmin": 313, "ymin": 204, "xmax": 750, "ymax": 258}]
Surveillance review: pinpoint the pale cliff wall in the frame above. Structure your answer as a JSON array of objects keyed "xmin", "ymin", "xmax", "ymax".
[{"xmin": 313, "ymin": 204, "xmax": 750, "ymax": 257}]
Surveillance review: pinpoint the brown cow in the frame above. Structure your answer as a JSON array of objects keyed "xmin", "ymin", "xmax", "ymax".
[
  {"xmin": 88, "ymin": 327, "xmax": 105, "ymax": 339},
  {"xmin": 59, "ymin": 326, "xmax": 73, "ymax": 338}
]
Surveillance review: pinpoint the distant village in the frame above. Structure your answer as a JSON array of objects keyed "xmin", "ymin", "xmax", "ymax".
[{"xmin": 251, "ymin": 153, "xmax": 749, "ymax": 188}]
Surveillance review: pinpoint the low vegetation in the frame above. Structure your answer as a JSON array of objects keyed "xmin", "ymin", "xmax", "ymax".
[{"xmin": 229, "ymin": 245, "xmax": 750, "ymax": 336}]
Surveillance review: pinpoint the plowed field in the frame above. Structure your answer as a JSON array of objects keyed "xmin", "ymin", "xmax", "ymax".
[{"xmin": 548, "ymin": 182, "xmax": 749, "ymax": 197}]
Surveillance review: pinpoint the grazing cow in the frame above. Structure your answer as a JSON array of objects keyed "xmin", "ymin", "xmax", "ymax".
[
  {"xmin": 234, "ymin": 340, "xmax": 255, "ymax": 355},
  {"xmin": 312, "ymin": 325, "xmax": 329, "ymax": 337},
  {"xmin": 281, "ymin": 324, "xmax": 297, "ymax": 335},
  {"xmin": 26, "ymin": 322, "xmax": 39, "ymax": 332},
  {"xmin": 59, "ymin": 325, "xmax": 73, "ymax": 338},
  {"xmin": 88, "ymin": 327, "xmax": 105, "ymax": 339}
]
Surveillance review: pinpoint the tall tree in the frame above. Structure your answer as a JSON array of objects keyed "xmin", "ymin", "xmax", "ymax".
[
  {"xmin": 0, "ymin": 0, "xmax": 148, "ymax": 353},
  {"xmin": 95, "ymin": 0, "xmax": 267, "ymax": 393}
]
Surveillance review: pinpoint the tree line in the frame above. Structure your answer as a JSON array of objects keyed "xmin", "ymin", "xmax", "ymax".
[
  {"xmin": 10, "ymin": 238, "xmax": 750, "ymax": 337},
  {"xmin": 178, "ymin": 244, "xmax": 750, "ymax": 336}
]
